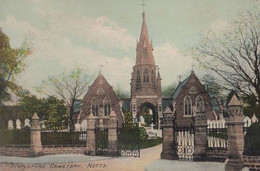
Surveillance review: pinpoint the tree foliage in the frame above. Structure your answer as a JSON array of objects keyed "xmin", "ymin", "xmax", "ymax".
[
  {"xmin": 193, "ymin": 10, "xmax": 260, "ymax": 111},
  {"xmin": 0, "ymin": 29, "xmax": 31, "ymax": 103},
  {"xmin": 114, "ymin": 85, "xmax": 130, "ymax": 99},
  {"xmin": 18, "ymin": 90, "xmax": 68, "ymax": 128},
  {"xmin": 202, "ymin": 74, "xmax": 223, "ymax": 98},
  {"xmin": 38, "ymin": 68, "xmax": 89, "ymax": 130},
  {"xmin": 161, "ymin": 84, "xmax": 176, "ymax": 98}
]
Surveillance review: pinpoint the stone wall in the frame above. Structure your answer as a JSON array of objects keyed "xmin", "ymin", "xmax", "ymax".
[
  {"xmin": 243, "ymin": 155, "xmax": 260, "ymax": 170},
  {"xmin": 0, "ymin": 146, "xmax": 30, "ymax": 157}
]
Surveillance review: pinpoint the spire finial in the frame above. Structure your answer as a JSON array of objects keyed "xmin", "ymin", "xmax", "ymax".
[
  {"xmin": 99, "ymin": 64, "xmax": 103, "ymax": 74},
  {"xmin": 191, "ymin": 63, "xmax": 195, "ymax": 73},
  {"xmin": 141, "ymin": 0, "xmax": 146, "ymax": 19}
]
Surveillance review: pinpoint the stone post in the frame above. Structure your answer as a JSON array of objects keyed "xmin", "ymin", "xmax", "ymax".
[
  {"xmin": 108, "ymin": 110, "xmax": 118, "ymax": 156},
  {"xmin": 85, "ymin": 113, "xmax": 96, "ymax": 155},
  {"xmin": 161, "ymin": 107, "xmax": 176, "ymax": 160},
  {"xmin": 193, "ymin": 106, "xmax": 207, "ymax": 161},
  {"xmin": 30, "ymin": 112, "xmax": 42, "ymax": 156},
  {"xmin": 225, "ymin": 95, "xmax": 244, "ymax": 171}
]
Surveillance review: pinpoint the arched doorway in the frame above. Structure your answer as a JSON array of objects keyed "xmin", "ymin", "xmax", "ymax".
[{"xmin": 137, "ymin": 102, "xmax": 158, "ymax": 129}]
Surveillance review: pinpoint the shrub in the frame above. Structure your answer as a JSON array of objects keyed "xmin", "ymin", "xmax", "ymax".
[{"xmin": 244, "ymin": 122, "xmax": 260, "ymax": 155}]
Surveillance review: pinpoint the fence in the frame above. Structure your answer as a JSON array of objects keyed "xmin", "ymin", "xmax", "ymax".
[
  {"xmin": 0, "ymin": 128, "xmax": 30, "ymax": 147},
  {"xmin": 41, "ymin": 129, "xmax": 87, "ymax": 147}
]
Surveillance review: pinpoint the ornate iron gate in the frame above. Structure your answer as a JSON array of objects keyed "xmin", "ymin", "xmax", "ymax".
[
  {"xmin": 95, "ymin": 126, "xmax": 108, "ymax": 156},
  {"xmin": 206, "ymin": 127, "xmax": 228, "ymax": 161},
  {"xmin": 117, "ymin": 123, "xmax": 140, "ymax": 157},
  {"xmin": 174, "ymin": 124, "xmax": 195, "ymax": 160}
]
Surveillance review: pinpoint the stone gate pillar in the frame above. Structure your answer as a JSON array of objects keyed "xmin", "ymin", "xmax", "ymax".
[
  {"xmin": 85, "ymin": 113, "xmax": 96, "ymax": 155},
  {"xmin": 161, "ymin": 107, "xmax": 176, "ymax": 160},
  {"xmin": 108, "ymin": 110, "xmax": 118, "ymax": 156},
  {"xmin": 30, "ymin": 112, "xmax": 42, "ymax": 156},
  {"xmin": 225, "ymin": 95, "xmax": 244, "ymax": 171},
  {"xmin": 193, "ymin": 106, "xmax": 207, "ymax": 161}
]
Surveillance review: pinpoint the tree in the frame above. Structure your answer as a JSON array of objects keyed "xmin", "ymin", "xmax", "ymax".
[
  {"xmin": 202, "ymin": 74, "xmax": 223, "ymax": 98},
  {"xmin": 193, "ymin": 10, "xmax": 260, "ymax": 111},
  {"xmin": 0, "ymin": 29, "xmax": 31, "ymax": 103},
  {"xmin": 114, "ymin": 85, "xmax": 129, "ymax": 99},
  {"xmin": 161, "ymin": 84, "xmax": 176, "ymax": 98},
  {"xmin": 18, "ymin": 90, "xmax": 68, "ymax": 128},
  {"xmin": 38, "ymin": 68, "xmax": 89, "ymax": 130}
]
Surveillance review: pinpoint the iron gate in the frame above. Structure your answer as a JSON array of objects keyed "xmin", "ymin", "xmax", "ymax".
[
  {"xmin": 174, "ymin": 124, "xmax": 195, "ymax": 160},
  {"xmin": 117, "ymin": 123, "xmax": 140, "ymax": 157},
  {"xmin": 206, "ymin": 127, "xmax": 228, "ymax": 161},
  {"xmin": 95, "ymin": 126, "xmax": 108, "ymax": 156}
]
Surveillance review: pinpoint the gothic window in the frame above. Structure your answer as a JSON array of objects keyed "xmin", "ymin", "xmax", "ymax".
[
  {"xmin": 91, "ymin": 97, "xmax": 99, "ymax": 116},
  {"xmin": 151, "ymin": 70, "xmax": 155, "ymax": 83},
  {"xmin": 143, "ymin": 69, "xmax": 149, "ymax": 83},
  {"xmin": 104, "ymin": 97, "xmax": 111, "ymax": 116},
  {"xmin": 137, "ymin": 70, "xmax": 141, "ymax": 83},
  {"xmin": 196, "ymin": 96, "xmax": 204, "ymax": 110},
  {"xmin": 184, "ymin": 96, "xmax": 192, "ymax": 116}
]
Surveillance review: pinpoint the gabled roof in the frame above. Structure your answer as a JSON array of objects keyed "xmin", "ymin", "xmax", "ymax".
[{"xmin": 171, "ymin": 75, "xmax": 190, "ymax": 100}]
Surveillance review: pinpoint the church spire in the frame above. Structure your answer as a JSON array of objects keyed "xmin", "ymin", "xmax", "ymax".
[{"xmin": 136, "ymin": 12, "xmax": 155, "ymax": 65}]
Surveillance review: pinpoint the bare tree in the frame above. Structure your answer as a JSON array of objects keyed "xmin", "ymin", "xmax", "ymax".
[
  {"xmin": 193, "ymin": 10, "xmax": 260, "ymax": 109},
  {"xmin": 39, "ymin": 68, "xmax": 89, "ymax": 130}
]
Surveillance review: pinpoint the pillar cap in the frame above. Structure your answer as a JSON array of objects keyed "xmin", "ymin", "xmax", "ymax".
[
  {"xmin": 163, "ymin": 107, "xmax": 172, "ymax": 114},
  {"xmin": 32, "ymin": 112, "xmax": 39, "ymax": 120},
  {"xmin": 228, "ymin": 95, "xmax": 241, "ymax": 107},
  {"xmin": 109, "ymin": 110, "xmax": 117, "ymax": 117},
  {"xmin": 88, "ymin": 112, "xmax": 95, "ymax": 119}
]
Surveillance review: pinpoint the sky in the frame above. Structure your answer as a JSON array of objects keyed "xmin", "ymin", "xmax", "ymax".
[{"xmin": 0, "ymin": 0, "xmax": 259, "ymax": 97}]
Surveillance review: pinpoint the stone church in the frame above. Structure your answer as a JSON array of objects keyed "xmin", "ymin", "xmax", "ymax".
[{"xmin": 74, "ymin": 12, "xmax": 220, "ymax": 128}]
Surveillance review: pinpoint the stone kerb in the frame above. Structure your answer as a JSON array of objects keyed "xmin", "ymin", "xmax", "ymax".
[
  {"xmin": 107, "ymin": 110, "xmax": 118, "ymax": 156},
  {"xmin": 29, "ymin": 112, "xmax": 43, "ymax": 157},
  {"xmin": 193, "ymin": 106, "xmax": 207, "ymax": 161},
  {"xmin": 85, "ymin": 112, "xmax": 96, "ymax": 156},
  {"xmin": 225, "ymin": 95, "xmax": 244, "ymax": 171},
  {"xmin": 161, "ymin": 107, "xmax": 176, "ymax": 160}
]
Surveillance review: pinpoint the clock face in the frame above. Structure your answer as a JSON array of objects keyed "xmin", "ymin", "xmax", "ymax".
[{"xmin": 189, "ymin": 86, "xmax": 198, "ymax": 95}]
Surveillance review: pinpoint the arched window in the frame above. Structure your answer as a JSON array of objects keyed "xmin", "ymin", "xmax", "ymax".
[
  {"xmin": 91, "ymin": 97, "xmax": 99, "ymax": 116},
  {"xmin": 137, "ymin": 70, "xmax": 141, "ymax": 83},
  {"xmin": 143, "ymin": 69, "xmax": 149, "ymax": 83},
  {"xmin": 104, "ymin": 97, "xmax": 111, "ymax": 116},
  {"xmin": 184, "ymin": 96, "xmax": 192, "ymax": 116},
  {"xmin": 151, "ymin": 70, "xmax": 155, "ymax": 83},
  {"xmin": 196, "ymin": 96, "xmax": 204, "ymax": 110}
]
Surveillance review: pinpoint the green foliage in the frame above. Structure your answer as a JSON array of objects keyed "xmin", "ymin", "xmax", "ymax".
[
  {"xmin": 139, "ymin": 126, "xmax": 148, "ymax": 141},
  {"xmin": 161, "ymin": 84, "xmax": 176, "ymax": 98},
  {"xmin": 0, "ymin": 30, "xmax": 31, "ymax": 102},
  {"xmin": 140, "ymin": 137, "xmax": 162, "ymax": 149},
  {"xmin": 141, "ymin": 113, "xmax": 153, "ymax": 125},
  {"xmin": 18, "ymin": 91, "xmax": 68, "ymax": 128},
  {"xmin": 244, "ymin": 122, "xmax": 260, "ymax": 155},
  {"xmin": 124, "ymin": 112, "xmax": 133, "ymax": 124}
]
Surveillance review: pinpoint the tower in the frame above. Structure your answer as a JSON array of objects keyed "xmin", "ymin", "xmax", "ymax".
[{"xmin": 130, "ymin": 12, "xmax": 162, "ymax": 128}]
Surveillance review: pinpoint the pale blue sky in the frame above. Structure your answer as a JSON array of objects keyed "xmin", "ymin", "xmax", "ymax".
[{"xmin": 0, "ymin": 0, "xmax": 259, "ymax": 96}]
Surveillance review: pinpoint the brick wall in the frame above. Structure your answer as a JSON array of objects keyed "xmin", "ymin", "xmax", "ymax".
[
  {"xmin": 0, "ymin": 146, "xmax": 30, "ymax": 157},
  {"xmin": 42, "ymin": 146, "xmax": 85, "ymax": 155},
  {"xmin": 243, "ymin": 155, "xmax": 260, "ymax": 170}
]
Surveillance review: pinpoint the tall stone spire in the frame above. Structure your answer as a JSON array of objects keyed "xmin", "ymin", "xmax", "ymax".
[{"xmin": 136, "ymin": 12, "xmax": 155, "ymax": 65}]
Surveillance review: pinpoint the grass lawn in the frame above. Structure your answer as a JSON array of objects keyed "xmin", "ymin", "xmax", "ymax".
[{"xmin": 140, "ymin": 137, "xmax": 162, "ymax": 149}]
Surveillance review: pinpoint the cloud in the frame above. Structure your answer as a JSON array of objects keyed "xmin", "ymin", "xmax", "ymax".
[
  {"xmin": 154, "ymin": 42, "xmax": 194, "ymax": 85},
  {"xmin": 0, "ymin": 15, "xmax": 135, "ymax": 95}
]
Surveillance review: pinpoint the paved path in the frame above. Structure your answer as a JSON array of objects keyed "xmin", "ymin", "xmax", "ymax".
[{"xmin": 0, "ymin": 144, "xmax": 162, "ymax": 171}]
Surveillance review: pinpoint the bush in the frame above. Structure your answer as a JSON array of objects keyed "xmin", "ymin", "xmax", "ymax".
[
  {"xmin": 139, "ymin": 127, "xmax": 148, "ymax": 141},
  {"xmin": 244, "ymin": 122, "xmax": 260, "ymax": 155},
  {"xmin": 140, "ymin": 137, "xmax": 162, "ymax": 149}
]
